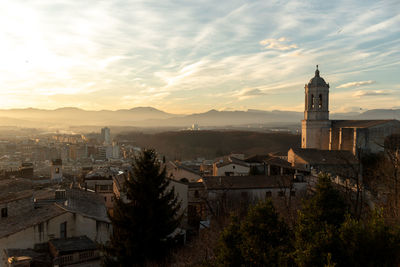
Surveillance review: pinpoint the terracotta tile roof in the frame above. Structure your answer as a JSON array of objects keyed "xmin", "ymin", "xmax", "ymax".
[{"xmin": 202, "ymin": 175, "xmax": 293, "ymax": 190}]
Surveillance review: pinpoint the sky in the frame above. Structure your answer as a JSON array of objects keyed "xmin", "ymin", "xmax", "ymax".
[{"xmin": 0, "ymin": 0, "xmax": 399, "ymax": 114}]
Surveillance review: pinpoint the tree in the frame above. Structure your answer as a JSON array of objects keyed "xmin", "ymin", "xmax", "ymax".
[
  {"xmin": 338, "ymin": 211, "xmax": 400, "ymax": 267},
  {"xmin": 102, "ymin": 149, "xmax": 181, "ymax": 266},
  {"xmin": 294, "ymin": 174, "xmax": 348, "ymax": 267},
  {"xmin": 216, "ymin": 200, "xmax": 292, "ymax": 267}
]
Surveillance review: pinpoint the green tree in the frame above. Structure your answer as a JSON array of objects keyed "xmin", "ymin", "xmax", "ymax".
[
  {"xmin": 338, "ymin": 211, "xmax": 400, "ymax": 267},
  {"xmin": 102, "ymin": 149, "xmax": 181, "ymax": 266},
  {"xmin": 294, "ymin": 174, "xmax": 348, "ymax": 267},
  {"xmin": 216, "ymin": 200, "xmax": 292, "ymax": 267}
]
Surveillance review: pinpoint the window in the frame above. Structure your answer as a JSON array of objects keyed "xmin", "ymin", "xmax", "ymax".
[
  {"xmin": 319, "ymin": 94, "xmax": 323, "ymax": 108},
  {"xmin": 60, "ymin": 222, "xmax": 67, "ymax": 239},
  {"xmin": 194, "ymin": 190, "xmax": 199, "ymax": 198},
  {"xmin": 311, "ymin": 94, "xmax": 314, "ymax": 108},
  {"xmin": 38, "ymin": 222, "xmax": 44, "ymax": 233},
  {"xmin": 1, "ymin": 208, "xmax": 7, "ymax": 218},
  {"xmin": 278, "ymin": 191, "xmax": 284, "ymax": 197},
  {"xmin": 232, "ymin": 165, "xmax": 236, "ymax": 169},
  {"xmin": 104, "ymin": 196, "xmax": 107, "ymax": 202},
  {"xmin": 265, "ymin": 191, "xmax": 272, "ymax": 198},
  {"xmin": 55, "ymin": 167, "xmax": 60, "ymax": 174},
  {"xmin": 290, "ymin": 191, "xmax": 296, "ymax": 197}
]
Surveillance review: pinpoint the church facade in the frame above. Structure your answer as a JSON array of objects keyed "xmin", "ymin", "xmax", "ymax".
[{"xmin": 301, "ymin": 66, "xmax": 400, "ymax": 154}]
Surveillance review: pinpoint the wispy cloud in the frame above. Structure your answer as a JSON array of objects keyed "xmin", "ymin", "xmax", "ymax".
[
  {"xmin": 337, "ymin": 80, "xmax": 375, "ymax": 88},
  {"xmin": 259, "ymin": 37, "xmax": 298, "ymax": 51},
  {"xmin": 353, "ymin": 90, "xmax": 391, "ymax": 97},
  {"xmin": 233, "ymin": 88, "xmax": 267, "ymax": 100},
  {"xmin": 0, "ymin": 0, "xmax": 398, "ymax": 113}
]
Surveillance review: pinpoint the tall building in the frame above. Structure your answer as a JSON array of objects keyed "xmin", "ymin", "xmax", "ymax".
[
  {"xmin": 101, "ymin": 127, "xmax": 111, "ymax": 145},
  {"xmin": 301, "ymin": 65, "xmax": 331, "ymax": 150},
  {"xmin": 301, "ymin": 66, "xmax": 400, "ymax": 154}
]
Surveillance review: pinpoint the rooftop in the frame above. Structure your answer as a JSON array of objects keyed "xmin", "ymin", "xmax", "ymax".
[
  {"xmin": 0, "ymin": 204, "xmax": 67, "ymax": 238},
  {"xmin": 203, "ymin": 175, "xmax": 294, "ymax": 190},
  {"xmin": 49, "ymin": 236, "xmax": 97, "ymax": 254},
  {"xmin": 57, "ymin": 189, "xmax": 110, "ymax": 223},
  {"xmin": 290, "ymin": 148, "xmax": 358, "ymax": 165},
  {"xmin": 332, "ymin": 119, "xmax": 398, "ymax": 129}
]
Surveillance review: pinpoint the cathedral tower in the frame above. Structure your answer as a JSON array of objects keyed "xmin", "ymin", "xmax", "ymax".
[{"xmin": 301, "ymin": 66, "xmax": 331, "ymax": 149}]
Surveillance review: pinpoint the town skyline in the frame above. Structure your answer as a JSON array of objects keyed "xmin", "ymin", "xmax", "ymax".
[{"xmin": 0, "ymin": 0, "xmax": 399, "ymax": 114}]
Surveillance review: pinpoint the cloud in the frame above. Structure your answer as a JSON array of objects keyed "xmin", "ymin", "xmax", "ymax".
[
  {"xmin": 353, "ymin": 90, "xmax": 390, "ymax": 97},
  {"xmin": 259, "ymin": 37, "xmax": 298, "ymax": 51},
  {"xmin": 233, "ymin": 88, "xmax": 267, "ymax": 100},
  {"xmin": 337, "ymin": 80, "xmax": 375, "ymax": 88}
]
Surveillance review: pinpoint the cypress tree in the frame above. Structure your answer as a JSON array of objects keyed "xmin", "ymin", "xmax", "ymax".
[{"xmin": 102, "ymin": 149, "xmax": 181, "ymax": 266}]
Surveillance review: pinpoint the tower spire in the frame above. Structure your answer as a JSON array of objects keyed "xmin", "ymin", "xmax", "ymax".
[{"xmin": 315, "ymin": 65, "xmax": 320, "ymax": 77}]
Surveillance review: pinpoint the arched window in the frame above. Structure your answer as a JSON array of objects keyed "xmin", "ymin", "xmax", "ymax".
[
  {"xmin": 319, "ymin": 94, "xmax": 322, "ymax": 108},
  {"xmin": 311, "ymin": 94, "xmax": 314, "ymax": 108}
]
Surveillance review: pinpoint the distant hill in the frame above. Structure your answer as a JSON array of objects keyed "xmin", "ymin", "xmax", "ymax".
[
  {"xmin": 0, "ymin": 106, "xmax": 399, "ymax": 129},
  {"xmin": 117, "ymin": 130, "xmax": 301, "ymax": 160}
]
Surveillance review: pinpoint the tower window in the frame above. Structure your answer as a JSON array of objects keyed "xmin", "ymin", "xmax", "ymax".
[
  {"xmin": 319, "ymin": 94, "xmax": 322, "ymax": 108},
  {"xmin": 1, "ymin": 208, "xmax": 7, "ymax": 218},
  {"xmin": 311, "ymin": 94, "xmax": 314, "ymax": 108}
]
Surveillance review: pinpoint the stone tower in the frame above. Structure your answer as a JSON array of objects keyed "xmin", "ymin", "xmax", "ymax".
[{"xmin": 301, "ymin": 66, "xmax": 331, "ymax": 149}]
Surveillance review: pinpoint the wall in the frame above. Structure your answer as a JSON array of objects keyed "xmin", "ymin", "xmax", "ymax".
[
  {"xmin": 167, "ymin": 167, "xmax": 201, "ymax": 182},
  {"xmin": 214, "ymin": 163, "xmax": 249, "ymax": 176},
  {"xmin": 301, "ymin": 120, "xmax": 331, "ymax": 150},
  {"xmin": 0, "ymin": 210, "xmax": 111, "ymax": 267}
]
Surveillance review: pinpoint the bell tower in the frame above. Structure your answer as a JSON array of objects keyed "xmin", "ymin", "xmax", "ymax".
[{"xmin": 301, "ymin": 66, "xmax": 331, "ymax": 149}]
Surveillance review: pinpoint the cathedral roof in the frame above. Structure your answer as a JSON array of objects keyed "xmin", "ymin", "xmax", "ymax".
[
  {"xmin": 331, "ymin": 119, "xmax": 398, "ymax": 129},
  {"xmin": 308, "ymin": 65, "xmax": 328, "ymax": 87}
]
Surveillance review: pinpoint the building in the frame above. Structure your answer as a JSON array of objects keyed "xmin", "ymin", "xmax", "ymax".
[
  {"xmin": 0, "ymin": 189, "xmax": 111, "ymax": 267},
  {"xmin": 212, "ymin": 155, "xmax": 250, "ymax": 176},
  {"xmin": 301, "ymin": 66, "xmax": 400, "ymax": 154},
  {"xmin": 83, "ymin": 168, "xmax": 116, "ymax": 212},
  {"xmin": 101, "ymin": 127, "xmax": 111, "ymax": 145},
  {"xmin": 166, "ymin": 161, "xmax": 202, "ymax": 182},
  {"xmin": 288, "ymin": 148, "xmax": 358, "ymax": 178},
  {"xmin": 50, "ymin": 159, "xmax": 63, "ymax": 181},
  {"xmin": 200, "ymin": 175, "xmax": 307, "ymax": 217}
]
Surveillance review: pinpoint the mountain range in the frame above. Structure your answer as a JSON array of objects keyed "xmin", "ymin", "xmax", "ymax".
[{"xmin": 0, "ymin": 107, "xmax": 399, "ymax": 129}]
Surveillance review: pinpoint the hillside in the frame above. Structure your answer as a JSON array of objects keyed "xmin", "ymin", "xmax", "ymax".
[{"xmin": 116, "ymin": 130, "xmax": 301, "ymax": 160}]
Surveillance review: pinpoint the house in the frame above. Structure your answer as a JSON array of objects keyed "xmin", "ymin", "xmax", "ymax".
[
  {"xmin": 288, "ymin": 147, "xmax": 358, "ymax": 178},
  {"xmin": 83, "ymin": 168, "xmax": 116, "ymax": 212},
  {"xmin": 4, "ymin": 236, "xmax": 100, "ymax": 267},
  {"xmin": 0, "ymin": 188, "xmax": 111, "ymax": 267},
  {"xmin": 166, "ymin": 161, "xmax": 202, "ymax": 182},
  {"xmin": 201, "ymin": 175, "xmax": 307, "ymax": 216},
  {"xmin": 49, "ymin": 236, "xmax": 100, "ymax": 266},
  {"xmin": 212, "ymin": 155, "xmax": 250, "ymax": 176}
]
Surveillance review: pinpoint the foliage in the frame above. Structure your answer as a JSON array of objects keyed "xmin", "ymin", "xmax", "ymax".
[
  {"xmin": 338, "ymin": 211, "xmax": 400, "ymax": 267},
  {"xmin": 213, "ymin": 174, "xmax": 400, "ymax": 267},
  {"xmin": 102, "ymin": 149, "xmax": 181, "ymax": 266},
  {"xmin": 294, "ymin": 175, "xmax": 348, "ymax": 266},
  {"xmin": 216, "ymin": 200, "xmax": 292, "ymax": 267}
]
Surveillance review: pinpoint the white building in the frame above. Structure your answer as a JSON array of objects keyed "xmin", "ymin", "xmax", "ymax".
[
  {"xmin": 213, "ymin": 155, "xmax": 250, "ymax": 176},
  {"xmin": 0, "ymin": 189, "xmax": 111, "ymax": 267},
  {"xmin": 101, "ymin": 127, "xmax": 111, "ymax": 145}
]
